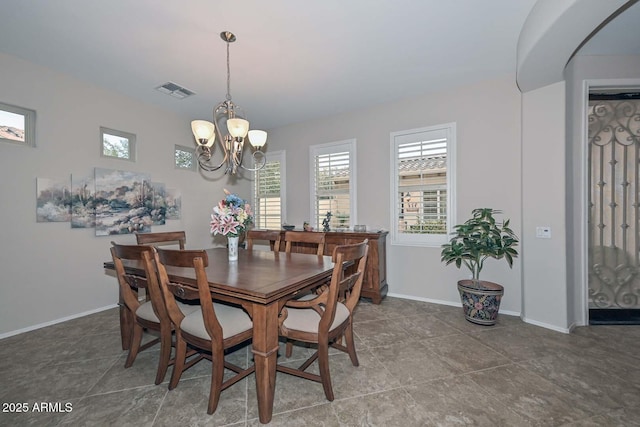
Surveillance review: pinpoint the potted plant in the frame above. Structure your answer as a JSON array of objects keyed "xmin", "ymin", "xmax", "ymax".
[{"xmin": 440, "ymin": 208, "xmax": 519, "ymax": 325}]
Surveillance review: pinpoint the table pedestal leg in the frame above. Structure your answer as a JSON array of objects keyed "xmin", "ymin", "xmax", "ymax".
[{"xmin": 250, "ymin": 302, "xmax": 279, "ymax": 424}]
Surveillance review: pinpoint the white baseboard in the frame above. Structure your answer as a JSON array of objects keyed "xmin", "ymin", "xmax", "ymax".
[
  {"xmin": 0, "ymin": 304, "xmax": 118, "ymax": 340},
  {"xmin": 387, "ymin": 292, "xmax": 461, "ymax": 308},
  {"xmin": 387, "ymin": 292, "xmax": 525, "ymax": 326},
  {"xmin": 521, "ymin": 316, "xmax": 572, "ymax": 334}
]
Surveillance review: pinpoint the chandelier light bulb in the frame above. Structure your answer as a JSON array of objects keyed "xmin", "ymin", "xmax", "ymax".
[
  {"xmin": 248, "ymin": 130, "xmax": 267, "ymax": 148},
  {"xmin": 227, "ymin": 118, "xmax": 249, "ymax": 139},
  {"xmin": 191, "ymin": 120, "xmax": 215, "ymax": 147}
]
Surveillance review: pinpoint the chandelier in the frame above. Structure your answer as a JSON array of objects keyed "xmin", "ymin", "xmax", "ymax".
[{"xmin": 191, "ymin": 31, "xmax": 267, "ymax": 175}]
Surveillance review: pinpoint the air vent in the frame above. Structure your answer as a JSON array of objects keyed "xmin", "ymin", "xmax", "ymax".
[{"xmin": 155, "ymin": 82, "xmax": 195, "ymax": 99}]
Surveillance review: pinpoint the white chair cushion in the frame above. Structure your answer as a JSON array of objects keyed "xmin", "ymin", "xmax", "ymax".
[
  {"xmin": 135, "ymin": 300, "xmax": 200, "ymax": 323},
  {"xmin": 135, "ymin": 301, "xmax": 158, "ymax": 322},
  {"xmin": 176, "ymin": 301, "xmax": 201, "ymax": 316},
  {"xmin": 283, "ymin": 302, "xmax": 350, "ymax": 334},
  {"xmin": 181, "ymin": 303, "xmax": 253, "ymax": 340}
]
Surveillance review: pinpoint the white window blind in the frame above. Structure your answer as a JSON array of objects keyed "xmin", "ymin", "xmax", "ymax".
[
  {"xmin": 253, "ymin": 150, "xmax": 285, "ymax": 229},
  {"xmin": 391, "ymin": 123, "xmax": 456, "ymax": 246},
  {"xmin": 310, "ymin": 140, "xmax": 357, "ymax": 230}
]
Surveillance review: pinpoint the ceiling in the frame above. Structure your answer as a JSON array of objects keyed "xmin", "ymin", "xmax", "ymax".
[{"xmin": 0, "ymin": 0, "xmax": 638, "ymax": 131}]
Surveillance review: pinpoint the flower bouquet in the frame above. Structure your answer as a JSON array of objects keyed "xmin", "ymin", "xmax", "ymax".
[
  {"xmin": 210, "ymin": 190, "xmax": 253, "ymax": 261},
  {"xmin": 210, "ymin": 189, "xmax": 253, "ymax": 237}
]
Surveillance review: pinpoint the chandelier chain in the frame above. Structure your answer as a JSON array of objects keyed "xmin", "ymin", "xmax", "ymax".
[{"xmin": 226, "ymin": 41, "xmax": 232, "ymax": 102}]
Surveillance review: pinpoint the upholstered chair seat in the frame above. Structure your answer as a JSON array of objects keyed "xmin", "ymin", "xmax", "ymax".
[
  {"xmin": 135, "ymin": 300, "xmax": 200, "ymax": 323},
  {"xmin": 181, "ymin": 303, "xmax": 253, "ymax": 340},
  {"xmin": 281, "ymin": 302, "xmax": 350, "ymax": 334}
]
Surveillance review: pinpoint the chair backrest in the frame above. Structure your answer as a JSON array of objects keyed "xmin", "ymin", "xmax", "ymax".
[
  {"xmin": 136, "ymin": 231, "xmax": 186, "ymax": 249},
  {"xmin": 154, "ymin": 247, "xmax": 223, "ymax": 342},
  {"xmin": 246, "ymin": 229, "xmax": 282, "ymax": 252},
  {"xmin": 286, "ymin": 240, "xmax": 368, "ymax": 334},
  {"xmin": 320, "ymin": 239, "xmax": 369, "ymax": 331},
  {"xmin": 110, "ymin": 242, "xmax": 167, "ymax": 323},
  {"xmin": 284, "ymin": 231, "xmax": 326, "ymax": 256}
]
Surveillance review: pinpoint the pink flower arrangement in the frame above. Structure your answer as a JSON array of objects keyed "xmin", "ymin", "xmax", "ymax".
[{"xmin": 210, "ymin": 190, "xmax": 253, "ymax": 237}]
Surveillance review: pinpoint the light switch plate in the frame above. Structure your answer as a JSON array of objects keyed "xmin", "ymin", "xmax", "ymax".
[{"xmin": 536, "ymin": 226, "xmax": 551, "ymax": 239}]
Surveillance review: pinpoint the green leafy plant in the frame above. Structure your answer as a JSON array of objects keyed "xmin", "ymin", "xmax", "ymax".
[{"xmin": 440, "ymin": 208, "xmax": 519, "ymax": 281}]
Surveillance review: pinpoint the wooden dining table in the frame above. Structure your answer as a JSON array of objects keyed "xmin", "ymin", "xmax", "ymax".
[{"xmin": 105, "ymin": 247, "xmax": 335, "ymax": 424}]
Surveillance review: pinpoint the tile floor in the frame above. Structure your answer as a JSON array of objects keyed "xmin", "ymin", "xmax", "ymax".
[{"xmin": 2, "ymin": 297, "xmax": 640, "ymax": 426}]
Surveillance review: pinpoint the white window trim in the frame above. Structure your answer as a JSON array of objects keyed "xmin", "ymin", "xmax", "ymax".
[
  {"xmin": 174, "ymin": 144, "xmax": 197, "ymax": 171},
  {"xmin": 0, "ymin": 101, "xmax": 36, "ymax": 147},
  {"xmin": 252, "ymin": 149, "xmax": 286, "ymax": 228},
  {"xmin": 100, "ymin": 126, "xmax": 136, "ymax": 162},
  {"xmin": 390, "ymin": 123, "xmax": 456, "ymax": 247},
  {"xmin": 309, "ymin": 139, "xmax": 357, "ymax": 228}
]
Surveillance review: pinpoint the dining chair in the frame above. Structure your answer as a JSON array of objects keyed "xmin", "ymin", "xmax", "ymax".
[
  {"xmin": 276, "ymin": 239, "xmax": 369, "ymax": 401},
  {"xmin": 154, "ymin": 247, "xmax": 255, "ymax": 415},
  {"xmin": 246, "ymin": 229, "xmax": 282, "ymax": 252},
  {"xmin": 110, "ymin": 242, "xmax": 199, "ymax": 385},
  {"xmin": 135, "ymin": 231, "xmax": 187, "ymax": 249},
  {"xmin": 284, "ymin": 230, "xmax": 326, "ymax": 256}
]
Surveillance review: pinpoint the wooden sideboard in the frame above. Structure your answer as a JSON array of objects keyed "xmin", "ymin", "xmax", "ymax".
[{"xmin": 273, "ymin": 230, "xmax": 388, "ymax": 304}]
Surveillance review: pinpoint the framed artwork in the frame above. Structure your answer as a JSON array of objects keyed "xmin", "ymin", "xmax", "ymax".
[
  {"xmin": 150, "ymin": 182, "xmax": 167, "ymax": 225},
  {"xmin": 36, "ymin": 177, "xmax": 71, "ymax": 222},
  {"xmin": 94, "ymin": 168, "xmax": 151, "ymax": 236},
  {"xmin": 71, "ymin": 175, "xmax": 96, "ymax": 228},
  {"xmin": 0, "ymin": 101, "xmax": 36, "ymax": 147},
  {"xmin": 36, "ymin": 167, "xmax": 182, "ymax": 234},
  {"xmin": 165, "ymin": 188, "xmax": 182, "ymax": 220}
]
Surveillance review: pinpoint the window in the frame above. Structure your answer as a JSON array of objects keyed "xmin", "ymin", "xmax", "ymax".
[
  {"xmin": 0, "ymin": 102, "xmax": 36, "ymax": 147},
  {"xmin": 310, "ymin": 139, "xmax": 357, "ymax": 230},
  {"xmin": 391, "ymin": 123, "xmax": 456, "ymax": 246},
  {"xmin": 100, "ymin": 127, "xmax": 136, "ymax": 161},
  {"xmin": 175, "ymin": 144, "xmax": 196, "ymax": 171},
  {"xmin": 253, "ymin": 150, "xmax": 286, "ymax": 229}
]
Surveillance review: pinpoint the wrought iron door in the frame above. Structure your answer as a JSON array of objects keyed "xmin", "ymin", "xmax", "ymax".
[{"xmin": 588, "ymin": 94, "xmax": 640, "ymax": 320}]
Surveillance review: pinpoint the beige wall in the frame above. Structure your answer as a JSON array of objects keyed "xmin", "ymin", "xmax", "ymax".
[
  {"xmin": 0, "ymin": 52, "xmax": 249, "ymax": 336},
  {"xmin": 266, "ymin": 75, "xmax": 524, "ymax": 314},
  {"xmin": 521, "ymin": 81, "xmax": 568, "ymax": 331},
  {"xmin": 10, "ymin": 50, "xmax": 631, "ymax": 337}
]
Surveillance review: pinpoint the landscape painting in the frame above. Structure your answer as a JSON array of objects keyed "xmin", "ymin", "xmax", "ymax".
[
  {"xmin": 71, "ymin": 175, "xmax": 96, "ymax": 228},
  {"xmin": 36, "ymin": 177, "xmax": 71, "ymax": 222},
  {"xmin": 165, "ymin": 188, "xmax": 182, "ymax": 220},
  {"xmin": 94, "ymin": 168, "xmax": 152, "ymax": 236},
  {"xmin": 150, "ymin": 182, "xmax": 167, "ymax": 225}
]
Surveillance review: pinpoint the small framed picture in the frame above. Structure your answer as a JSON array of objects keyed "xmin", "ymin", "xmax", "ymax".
[
  {"xmin": 100, "ymin": 127, "xmax": 136, "ymax": 161},
  {"xmin": 0, "ymin": 101, "xmax": 36, "ymax": 147}
]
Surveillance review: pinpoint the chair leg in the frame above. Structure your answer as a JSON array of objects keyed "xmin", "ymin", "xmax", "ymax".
[
  {"xmin": 169, "ymin": 334, "xmax": 187, "ymax": 390},
  {"xmin": 155, "ymin": 327, "xmax": 173, "ymax": 385},
  {"xmin": 317, "ymin": 339, "xmax": 334, "ymax": 401},
  {"xmin": 285, "ymin": 340, "xmax": 293, "ymax": 358},
  {"xmin": 125, "ymin": 323, "xmax": 144, "ymax": 368},
  {"xmin": 344, "ymin": 323, "xmax": 359, "ymax": 367},
  {"xmin": 207, "ymin": 349, "xmax": 225, "ymax": 415}
]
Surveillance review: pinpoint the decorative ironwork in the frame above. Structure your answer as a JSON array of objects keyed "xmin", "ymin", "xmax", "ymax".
[{"xmin": 588, "ymin": 98, "xmax": 640, "ymax": 309}]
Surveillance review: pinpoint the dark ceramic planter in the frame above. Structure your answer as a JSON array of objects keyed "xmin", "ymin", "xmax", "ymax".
[{"xmin": 457, "ymin": 279, "xmax": 504, "ymax": 326}]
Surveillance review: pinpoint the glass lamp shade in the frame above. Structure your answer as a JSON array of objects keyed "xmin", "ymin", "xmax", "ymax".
[
  {"xmin": 248, "ymin": 130, "xmax": 267, "ymax": 148},
  {"xmin": 191, "ymin": 120, "xmax": 215, "ymax": 147},
  {"xmin": 227, "ymin": 118, "xmax": 249, "ymax": 138}
]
